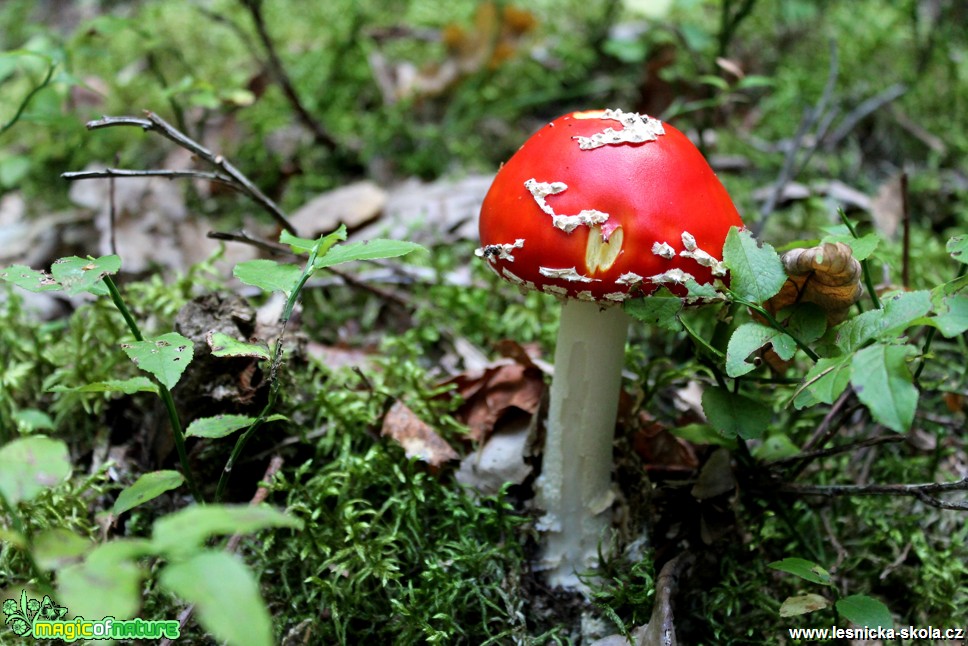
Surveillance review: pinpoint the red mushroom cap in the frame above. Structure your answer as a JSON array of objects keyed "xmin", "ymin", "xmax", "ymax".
[{"xmin": 477, "ymin": 109, "xmax": 744, "ymax": 302}]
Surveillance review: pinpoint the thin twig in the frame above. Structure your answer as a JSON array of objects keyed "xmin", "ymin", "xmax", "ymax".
[
  {"xmin": 159, "ymin": 456, "xmax": 285, "ymax": 646},
  {"xmin": 768, "ymin": 434, "xmax": 905, "ymax": 468},
  {"xmin": 62, "ymin": 167, "xmax": 238, "ymax": 189},
  {"xmin": 240, "ymin": 0, "xmax": 343, "ymax": 154},
  {"xmin": 65, "ymin": 111, "xmax": 296, "ymax": 234},
  {"xmin": 780, "ymin": 475, "xmax": 968, "ymax": 511}
]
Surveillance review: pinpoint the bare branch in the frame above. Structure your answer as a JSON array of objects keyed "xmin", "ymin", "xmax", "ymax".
[
  {"xmin": 67, "ymin": 111, "xmax": 297, "ymax": 234},
  {"xmin": 62, "ymin": 167, "xmax": 237, "ymax": 189},
  {"xmin": 768, "ymin": 434, "xmax": 905, "ymax": 468},
  {"xmin": 780, "ymin": 475, "xmax": 968, "ymax": 511}
]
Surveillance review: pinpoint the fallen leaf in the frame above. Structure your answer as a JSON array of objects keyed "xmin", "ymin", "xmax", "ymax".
[
  {"xmin": 381, "ymin": 401, "xmax": 458, "ymax": 468},
  {"xmin": 632, "ymin": 415, "xmax": 699, "ymax": 473},
  {"xmin": 440, "ymin": 341, "xmax": 545, "ymax": 442}
]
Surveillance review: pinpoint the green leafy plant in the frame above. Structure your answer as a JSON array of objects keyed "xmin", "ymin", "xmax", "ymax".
[
  {"xmin": 769, "ymin": 557, "xmax": 892, "ymax": 627},
  {"xmin": 0, "ymin": 435, "xmax": 302, "ymax": 645}
]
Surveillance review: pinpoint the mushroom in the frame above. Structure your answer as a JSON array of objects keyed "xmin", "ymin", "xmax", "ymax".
[{"xmin": 477, "ymin": 109, "xmax": 743, "ymax": 589}]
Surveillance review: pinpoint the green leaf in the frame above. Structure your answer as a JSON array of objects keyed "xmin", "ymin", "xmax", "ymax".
[
  {"xmin": 160, "ymin": 551, "xmax": 272, "ymax": 646},
  {"xmin": 49, "ymin": 255, "xmax": 120, "ymax": 296},
  {"xmin": 207, "ymin": 332, "xmax": 271, "ymax": 360},
  {"xmin": 879, "ymin": 290, "xmax": 933, "ymax": 335},
  {"xmin": 58, "ymin": 555, "xmax": 142, "ymax": 621},
  {"xmin": 0, "ymin": 436, "xmax": 71, "ymax": 504},
  {"xmin": 152, "ymin": 504, "xmax": 303, "ymax": 555},
  {"xmin": 768, "ymin": 557, "xmax": 832, "ymax": 585},
  {"xmin": 186, "ymin": 414, "xmax": 286, "ymax": 439},
  {"xmin": 725, "ymin": 322, "xmax": 785, "ymax": 377},
  {"xmin": 796, "ymin": 356, "xmax": 852, "ymax": 407},
  {"xmin": 47, "ymin": 376, "xmax": 159, "ymax": 395},
  {"xmin": 851, "ymin": 343, "xmax": 917, "ymax": 433},
  {"xmin": 701, "ymin": 386, "xmax": 772, "ymax": 440},
  {"xmin": 280, "ymin": 224, "xmax": 346, "ymax": 255},
  {"xmin": 120, "ymin": 332, "xmax": 194, "ymax": 390},
  {"xmin": 314, "ymin": 239, "xmax": 425, "ymax": 269},
  {"xmin": 822, "ymin": 232, "xmax": 880, "ymax": 261},
  {"xmin": 668, "ymin": 423, "xmax": 737, "ymax": 448},
  {"xmin": 836, "ymin": 291, "xmax": 933, "ymax": 352},
  {"xmin": 947, "ymin": 234, "xmax": 968, "ymax": 264},
  {"xmin": 0, "ymin": 264, "xmax": 59, "ymax": 292},
  {"xmin": 233, "ymin": 260, "xmax": 302, "ymax": 298},
  {"xmin": 624, "ymin": 288, "xmax": 682, "ymax": 331},
  {"xmin": 32, "ymin": 529, "xmax": 92, "ymax": 570},
  {"xmin": 753, "ymin": 434, "xmax": 800, "ymax": 461},
  {"xmin": 929, "ymin": 294, "xmax": 968, "ymax": 337},
  {"xmin": 786, "ymin": 303, "xmax": 827, "ymax": 344},
  {"xmin": 835, "ymin": 594, "xmax": 893, "ymax": 629},
  {"xmin": 779, "ymin": 593, "xmax": 830, "ymax": 617},
  {"xmin": 722, "ymin": 227, "xmax": 787, "ymax": 303},
  {"xmin": 683, "ymin": 278, "xmax": 723, "ymax": 303},
  {"xmin": 113, "ymin": 470, "xmax": 185, "ymax": 516},
  {"xmin": 12, "ymin": 409, "xmax": 54, "ymax": 431}
]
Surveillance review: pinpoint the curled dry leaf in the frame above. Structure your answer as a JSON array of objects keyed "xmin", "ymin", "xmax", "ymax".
[
  {"xmin": 438, "ymin": 340, "xmax": 545, "ymax": 442},
  {"xmin": 381, "ymin": 401, "xmax": 458, "ymax": 469},
  {"xmin": 631, "ymin": 414, "xmax": 699, "ymax": 474},
  {"xmin": 767, "ymin": 242, "xmax": 863, "ymax": 324}
]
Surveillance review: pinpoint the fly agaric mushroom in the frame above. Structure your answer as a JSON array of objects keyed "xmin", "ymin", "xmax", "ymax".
[{"xmin": 477, "ymin": 108, "xmax": 743, "ymax": 589}]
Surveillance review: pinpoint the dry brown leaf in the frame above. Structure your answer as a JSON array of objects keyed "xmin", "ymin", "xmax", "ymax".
[
  {"xmin": 439, "ymin": 340, "xmax": 545, "ymax": 442},
  {"xmin": 767, "ymin": 242, "xmax": 863, "ymax": 324},
  {"xmin": 381, "ymin": 401, "xmax": 458, "ymax": 468},
  {"xmin": 631, "ymin": 415, "xmax": 699, "ymax": 474}
]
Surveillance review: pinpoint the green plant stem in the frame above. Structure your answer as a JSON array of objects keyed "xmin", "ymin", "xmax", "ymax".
[
  {"xmin": 103, "ymin": 275, "xmax": 144, "ymax": 342},
  {"xmin": 215, "ymin": 242, "xmax": 321, "ymax": 501},
  {"xmin": 0, "ymin": 62, "xmax": 55, "ymax": 136},
  {"xmin": 839, "ymin": 212, "xmax": 882, "ymax": 309},
  {"xmin": 102, "ymin": 276, "xmax": 201, "ymax": 502}
]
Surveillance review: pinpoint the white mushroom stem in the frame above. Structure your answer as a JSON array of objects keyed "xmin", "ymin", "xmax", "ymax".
[{"xmin": 535, "ymin": 298, "xmax": 629, "ymax": 590}]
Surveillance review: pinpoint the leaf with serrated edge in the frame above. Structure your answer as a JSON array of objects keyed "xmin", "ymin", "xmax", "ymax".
[
  {"xmin": 206, "ymin": 331, "xmax": 271, "ymax": 360},
  {"xmin": 113, "ymin": 470, "xmax": 185, "ymax": 516},
  {"xmin": 120, "ymin": 332, "xmax": 194, "ymax": 390},
  {"xmin": 314, "ymin": 239, "xmax": 425, "ymax": 269},
  {"xmin": 851, "ymin": 343, "xmax": 917, "ymax": 433},
  {"xmin": 726, "ymin": 322, "xmax": 781, "ymax": 377},
  {"xmin": 929, "ymin": 294, "xmax": 968, "ymax": 337},
  {"xmin": 701, "ymin": 386, "xmax": 771, "ymax": 440},
  {"xmin": 624, "ymin": 288, "xmax": 682, "ymax": 331},
  {"xmin": 280, "ymin": 224, "xmax": 346, "ymax": 255},
  {"xmin": 947, "ymin": 234, "xmax": 968, "ymax": 265},
  {"xmin": 233, "ymin": 260, "xmax": 302, "ymax": 297},
  {"xmin": 50, "ymin": 255, "xmax": 120, "ymax": 296},
  {"xmin": 47, "ymin": 377, "xmax": 159, "ymax": 395},
  {"xmin": 0, "ymin": 265, "xmax": 59, "ymax": 292},
  {"xmin": 722, "ymin": 227, "xmax": 786, "ymax": 303}
]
